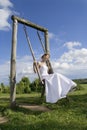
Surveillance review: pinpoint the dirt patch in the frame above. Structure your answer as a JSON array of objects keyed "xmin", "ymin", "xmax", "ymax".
[
  {"xmin": 19, "ymin": 104, "xmax": 50, "ymax": 112},
  {"xmin": 0, "ymin": 116, "xmax": 8, "ymax": 124}
]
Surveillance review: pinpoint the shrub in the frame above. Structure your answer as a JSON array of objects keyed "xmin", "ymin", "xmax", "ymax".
[
  {"xmin": 16, "ymin": 77, "xmax": 31, "ymax": 94},
  {"xmin": 30, "ymin": 78, "xmax": 42, "ymax": 92},
  {"xmin": 73, "ymin": 80, "xmax": 84, "ymax": 90}
]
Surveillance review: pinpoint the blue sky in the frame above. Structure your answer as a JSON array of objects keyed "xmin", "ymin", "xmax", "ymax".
[{"xmin": 0, "ymin": 0, "xmax": 87, "ymax": 84}]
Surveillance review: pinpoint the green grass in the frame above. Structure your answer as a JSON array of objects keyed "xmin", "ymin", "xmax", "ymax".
[{"xmin": 0, "ymin": 84, "xmax": 87, "ymax": 130}]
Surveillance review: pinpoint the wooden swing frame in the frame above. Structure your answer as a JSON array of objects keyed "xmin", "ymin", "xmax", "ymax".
[{"xmin": 10, "ymin": 15, "xmax": 51, "ymax": 108}]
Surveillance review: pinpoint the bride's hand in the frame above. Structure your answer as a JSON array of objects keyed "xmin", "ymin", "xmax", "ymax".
[{"xmin": 33, "ymin": 61, "xmax": 37, "ymax": 73}]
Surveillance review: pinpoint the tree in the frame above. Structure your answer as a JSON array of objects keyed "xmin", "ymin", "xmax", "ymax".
[
  {"xmin": 21, "ymin": 77, "xmax": 31, "ymax": 93},
  {"xmin": 0, "ymin": 83, "xmax": 10, "ymax": 93},
  {"xmin": 0, "ymin": 84, "xmax": 2, "ymax": 93},
  {"xmin": 4, "ymin": 86, "xmax": 10, "ymax": 93},
  {"xmin": 73, "ymin": 79, "xmax": 83, "ymax": 90},
  {"xmin": 1, "ymin": 83, "xmax": 5, "ymax": 93},
  {"xmin": 16, "ymin": 81, "xmax": 24, "ymax": 94},
  {"xmin": 16, "ymin": 77, "xmax": 31, "ymax": 94},
  {"xmin": 30, "ymin": 78, "xmax": 41, "ymax": 92}
]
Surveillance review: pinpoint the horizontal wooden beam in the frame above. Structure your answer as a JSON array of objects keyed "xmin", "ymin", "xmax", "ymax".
[{"xmin": 11, "ymin": 15, "xmax": 48, "ymax": 32}]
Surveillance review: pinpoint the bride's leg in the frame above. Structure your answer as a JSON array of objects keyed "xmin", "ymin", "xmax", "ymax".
[{"xmin": 41, "ymin": 80, "xmax": 45, "ymax": 98}]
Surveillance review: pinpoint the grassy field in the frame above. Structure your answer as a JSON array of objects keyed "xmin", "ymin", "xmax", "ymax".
[{"xmin": 0, "ymin": 84, "xmax": 87, "ymax": 130}]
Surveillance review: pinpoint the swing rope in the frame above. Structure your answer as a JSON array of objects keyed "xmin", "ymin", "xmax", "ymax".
[
  {"xmin": 37, "ymin": 30, "xmax": 46, "ymax": 52},
  {"xmin": 37, "ymin": 30, "xmax": 54, "ymax": 74},
  {"xmin": 23, "ymin": 25, "xmax": 43, "ymax": 83}
]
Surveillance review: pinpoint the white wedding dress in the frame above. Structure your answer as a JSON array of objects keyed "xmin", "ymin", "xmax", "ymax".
[{"xmin": 39, "ymin": 63, "xmax": 77, "ymax": 103}]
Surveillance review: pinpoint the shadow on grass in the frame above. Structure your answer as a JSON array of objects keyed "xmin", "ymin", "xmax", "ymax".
[
  {"xmin": 45, "ymin": 93, "xmax": 87, "ymax": 116},
  {"xmin": 0, "ymin": 98, "xmax": 9, "ymax": 104},
  {"xmin": 12, "ymin": 93, "xmax": 87, "ymax": 117},
  {"xmin": 12, "ymin": 105, "xmax": 46, "ymax": 116},
  {"xmin": 0, "ymin": 94, "xmax": 46, "ymax": 116},
  {"xmin": 0, "ymin": 93, "xmax": 87, "ymax": 116},
  {"xmin": 16, "ymin": 96, "xmax": 45, "ymax": 105},
  {"xmin": 58, "ymin": 93, "xmax": 87, "ymax": 106}
]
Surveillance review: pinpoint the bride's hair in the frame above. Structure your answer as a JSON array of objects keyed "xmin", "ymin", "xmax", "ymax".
[{"xmin": 41, "ymin": 53, "xmax": 50, "ymax": 59}]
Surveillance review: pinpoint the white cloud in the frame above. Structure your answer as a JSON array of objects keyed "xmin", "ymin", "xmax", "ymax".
[
  {"xmin": 0, "ymin": 61, "xmax": 10, "ymax": 84},
  {"xmin": 0, "ymin": 8, "xmax": 12, "ymax": 30},
  {"xmin": 0, "ymin": 55, "xmax": 37, "ymax": 84},
  {"xmin": 0, "ymin": 0, "xmax": 13, "ymax": 8},
  {"xmin": 17, "ymin": 47, "xmax": 87, "ymax": 80},
  {"xmin": 52, "ymin": 47, "xmax": 87, "ymax": 79},
  {"xmin": 48, "ymin": 32, "xmax": 55, "ymax": 39},
  {"xmin": 48, "ymin": 32, "xmax": 63, "ymax": 43},
  {"xmin": 0, "ymin": 0, "xmax": 13, "ymax": 30},
  {"xmin": 64, "ymin": 41, "xmax": 82, "ymax": 50},
  {"xmin": 16, "ymin": 56, "xmax": 37, "ymax": 82}
]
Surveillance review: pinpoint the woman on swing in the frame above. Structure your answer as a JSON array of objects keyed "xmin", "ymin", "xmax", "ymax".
[{"xmin": 33, "ymin": 53, "xmax": 77, "ymax": 103}]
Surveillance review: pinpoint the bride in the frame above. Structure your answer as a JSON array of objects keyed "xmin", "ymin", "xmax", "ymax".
[{"xmin": 33, "ymin": 53, "xmax": 77, "ymax": 103}]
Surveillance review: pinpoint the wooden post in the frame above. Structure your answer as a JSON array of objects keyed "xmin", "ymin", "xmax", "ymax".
[
  {"xmin": 10, "ymin": 19, "xmax": 18, "ymax": 108},
  {"xmin": 44, "ymin": 31, "xmax": 54, "ymax": 74},
  {"xmin": 44, "ymin": 31, "xmax": 49, "ymax": 54}
]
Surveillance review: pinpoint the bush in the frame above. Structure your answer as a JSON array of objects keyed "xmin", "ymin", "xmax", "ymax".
[
  {"xmin": 16, "ymin": 77, "xmax": 31, "ymax": 94},
  {"xmin": 73, "ymin": 80, "xmax": 84, "ymax": 90},
  {"xmin": 24, "ymin": 85, "xmax": 31, "ymax": 93},
  {"xmin": 16, "ymin": 81, "xmax": 25, "ymax": 94},
  {"xmin": 0, "ymin": 83, "xmax": 10, "ymax": 93},
  {"xmin": 3, "ymin": 86, "xmax": 10, "ymax": 93},
  {"xmin": 30, "ymin": 78, "xmax": 42, "ymax": 92},
  {"xmin": 0, "ymin": 86, "xmax": 2, "ymax": 93}
]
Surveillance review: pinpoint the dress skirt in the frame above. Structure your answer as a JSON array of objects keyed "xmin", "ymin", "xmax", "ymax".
[{"xmin": 42, "ymin": 73, "xmax": 76, "ymax": 103}]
